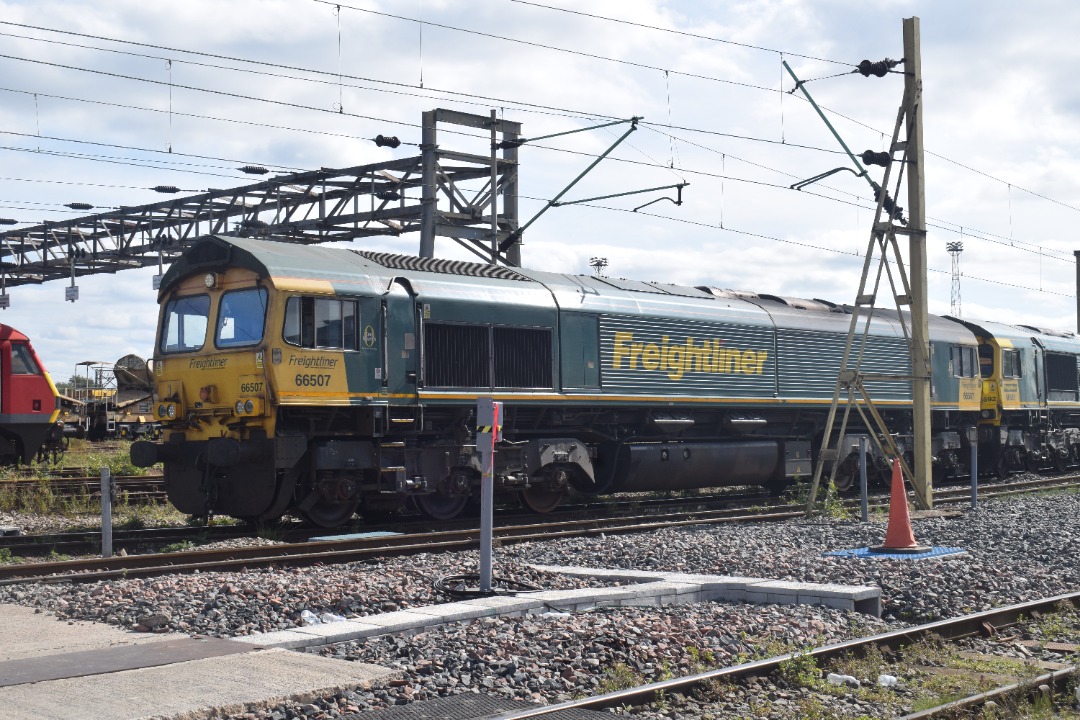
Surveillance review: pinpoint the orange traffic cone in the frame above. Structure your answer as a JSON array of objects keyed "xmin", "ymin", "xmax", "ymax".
[{"xmin": 871, "ymin": 458, "xmax": 930, "ymax": 553}]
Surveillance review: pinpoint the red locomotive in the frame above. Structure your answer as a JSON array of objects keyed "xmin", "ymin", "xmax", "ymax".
[{"xmin": 0, "ymin": 324, "xmax": 64, "ymax": 464}]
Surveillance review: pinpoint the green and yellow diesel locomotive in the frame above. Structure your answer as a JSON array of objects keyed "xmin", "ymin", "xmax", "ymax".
[{"xmin": 132, "ymin": 235, "xmax": 997, "ymax": 526}]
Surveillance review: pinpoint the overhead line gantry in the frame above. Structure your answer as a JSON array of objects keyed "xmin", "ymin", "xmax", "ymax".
[{"xmin": 0, "ymin": 109, "xmax": 522, "ymax": 294}]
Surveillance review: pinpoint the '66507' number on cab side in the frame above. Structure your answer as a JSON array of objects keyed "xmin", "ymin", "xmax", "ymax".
[{"xmin": 295, "ymin": 373, "xmax": 332, "ymax": 387}]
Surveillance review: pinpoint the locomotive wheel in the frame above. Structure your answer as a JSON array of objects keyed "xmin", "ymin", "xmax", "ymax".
[
  {"xmin": 301, "ymin": 498, "xmax": 359, "ymax": 528},
  {"xmin": 417, "ymin": 492, "xmax": 468, "ymax": 520},
  {"xmin": 520, "ymin": 485, "xmax": 565, "ymax": 513},
  {"xmin": 830, "ymin": 455, "xmax": 859, "ymax": 493}
]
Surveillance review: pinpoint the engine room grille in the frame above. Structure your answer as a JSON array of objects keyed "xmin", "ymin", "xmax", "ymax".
[
  {"xmin": 424, "ymin": 324, "xmax": 488, "ymax": 388},
  {"xmin": 494, "ymin": 326, "xmax": 552, "ymax": 389},
  {"xmin": 424, "ymin": 323, "xmax": 553, "ymax": 389}
]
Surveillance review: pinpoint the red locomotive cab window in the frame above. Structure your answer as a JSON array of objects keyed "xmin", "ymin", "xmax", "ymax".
[{"xmin": 9, "ymin": 343, "xmax": 42, "ymax": 375}]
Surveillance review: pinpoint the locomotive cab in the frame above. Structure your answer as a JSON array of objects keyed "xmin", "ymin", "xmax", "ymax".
[
  {"xmin": 132, "ymin": 236, "xmax": 400, "ymax": 526},
  {"xmin": 0, "ymin": 325, "xmax": 63, "ymax": 464}
]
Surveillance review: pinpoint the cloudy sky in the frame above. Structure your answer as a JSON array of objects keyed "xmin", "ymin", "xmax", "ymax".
[{"xmin": 0, "ymin": 0, "xmax": 1078, "ymax": 381}]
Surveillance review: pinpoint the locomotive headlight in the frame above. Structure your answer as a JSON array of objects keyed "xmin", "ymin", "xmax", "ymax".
[
  {"xmin": 244, "ymin": 400, "xmax": 254, "ymax": 414},
  {"xmin": 235, "ymin": 400, "xmax": 246, "ymax": 415},
  {"xmin": 158, "ymin": 404, "xmax": 167, "ymax": 418},
  {"xmin": 166, "ymin": 405, "xmax": 176, "ymax": 419},
  {"xmin": 204, "ymin": 273, "xmax": 217, "ymax": 288}
]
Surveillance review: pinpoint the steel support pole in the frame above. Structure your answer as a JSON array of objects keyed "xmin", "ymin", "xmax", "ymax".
[
  {"xmin": 904, "ymin": 17, "xmax": 932, "ymax": 510},
  {"xmin": 1074, "ymin": 250, "xmax": 1080, "ymax": 333},
  {"xmin": 419, "ymin": 110, "xmax": 437, "ymax": 258},
  {"xmin": 100, "ymin": 467, "xmax": 113, "ymax": 558},
  {"xmin": 502, "ymin": 123, "xmax": 521, "ymax": 267},
  {"xmin": 490, "ymin": 109, "xmax": 499, "ymax": 264},
  {"xmin": 970, "ymin": 432, "xmax": 978, "ymax": 510},
  {"xmin": 859, "ymin": 436, "xmax": 869, "ymax": 523}
]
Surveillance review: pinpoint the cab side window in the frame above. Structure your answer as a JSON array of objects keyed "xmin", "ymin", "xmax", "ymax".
[
  {"xmin": 284, "ymin": 296, "xmax": 359, "ymax": 350},
  {"xmin": 1003, "ymin": 349, "xmax": 1022, "ymax": 378},
  {"xmin": 950, "ymin": 345, "xmax": 978, "ymax": 378}
]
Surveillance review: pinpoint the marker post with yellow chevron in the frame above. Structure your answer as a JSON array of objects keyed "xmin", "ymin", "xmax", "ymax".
[{"xmin": 477, "ymin": 396, "xmax": 503, "ymax": 593}]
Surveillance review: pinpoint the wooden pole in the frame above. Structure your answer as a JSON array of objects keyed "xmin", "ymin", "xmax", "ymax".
[{"xmin": 904, "ymin": 17, "xmax": 932, "ymax": 510}]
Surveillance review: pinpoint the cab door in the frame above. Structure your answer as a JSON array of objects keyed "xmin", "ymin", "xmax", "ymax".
[
  {"xmin": 382, "ymin": 280, "xmax": 418, "ymax": 400},
  {"xmin": 1030, "ymin": 338, "xmax": 1046, "ymax": 408}
]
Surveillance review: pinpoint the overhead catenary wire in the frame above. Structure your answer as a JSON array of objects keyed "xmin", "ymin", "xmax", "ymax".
[
  {"xmin": 0, "ymin": 15, "xmax": 1075, "ymax": 284},
  {"xmin": 0, "ymin": 87, "xmax": 1068, "ymax": 267},
  {"xmin": 0, "ymin": 39, "xmax": 1064, "ymax": 262},
  {"xmin": 0, "ymin": 97, "xmax": 1072, "ymax": 267},
  {"xmin": 0, "ymin": 28, "xmax": 847, "ymax": 157},
  {"xmin": 1, "ymin": 17, "xmax": 1075, "ymax": 227},
  {"xmin": 0, "ymin": 129, "xmax": 303, "ymax": 174},
  {"xmin": 6, "ymin": 18, "xmax": 1067, "ymax": 239},
  {"xmin": 539, "ymin": 196, "xmax": 1077, "ymax": 299}
]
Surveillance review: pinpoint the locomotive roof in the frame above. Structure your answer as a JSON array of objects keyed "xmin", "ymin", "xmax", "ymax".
[
  {"xmin": 161, "ymin": 235, "xmax": 550, "ymax": 297},
  {"xmin": 0, "ymin": 324, "xmax": 30, "ymax": 343},
  {"xmin": 161, "ymin": 237, "xmax": 985, "ymax": 347},
  {"xmin": 947, "ymin": 317, "xmax": 1080, "ymax": 352}
]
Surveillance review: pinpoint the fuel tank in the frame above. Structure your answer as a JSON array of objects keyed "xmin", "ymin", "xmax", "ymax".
[{"xmin": 600, "ymin": 440, "xmax": 782, "ymax": 493}]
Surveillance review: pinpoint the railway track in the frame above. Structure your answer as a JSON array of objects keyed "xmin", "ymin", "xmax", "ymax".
[
  {"xmin": 484, "ymin": 592, "xmax": 1080, "ymax": 720},
  {"xmin": 0, "ymin": 503, "xmax": 808, "ymax": 584},
  {"xmin": 3, "ymin": 473, "xmax": 1080, "ymax": 585},
  {"xmin": 1, "ymin": 470, "xmax": 1066, "ymax": 559},
  {"xmin": 0, "ymin": 472, "xmax": 165, "ymax": 504}
]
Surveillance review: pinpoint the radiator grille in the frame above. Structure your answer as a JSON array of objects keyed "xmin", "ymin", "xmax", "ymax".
[
  {"xmin": 494, "ymin": 326, "xmax": 552, "ymax": 389},
  {"xmin": 423, "ymin": 323, "xmax": 553, "ymax": 389},
  {"xmin": 424, "ymin": 324, "xmax": 489, "ymax": 388}
]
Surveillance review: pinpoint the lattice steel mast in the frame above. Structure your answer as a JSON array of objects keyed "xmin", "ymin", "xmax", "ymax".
[{"xmin": 947, "ymin": 240, "xmax": 963, "ymax": 316}]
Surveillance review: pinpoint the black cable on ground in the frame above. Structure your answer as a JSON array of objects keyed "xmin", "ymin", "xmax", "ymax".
[{"xmin": 433, "ymin": 574, "xmax": 542, "ymax": 600}]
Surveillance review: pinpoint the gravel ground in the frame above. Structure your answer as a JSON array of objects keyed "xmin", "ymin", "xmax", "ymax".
[{"xmin": 2, "ymin": 491, "xmax": 1080, "ymax": 719}]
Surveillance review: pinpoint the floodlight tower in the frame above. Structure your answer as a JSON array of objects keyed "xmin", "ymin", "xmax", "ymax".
[
  {"xmin": 947, "ymin": 241, "xmax": 963, "ymax": 316},
  {"xmin": 589, "ymin": 257, "xmax": 608, "ymax": 277}
]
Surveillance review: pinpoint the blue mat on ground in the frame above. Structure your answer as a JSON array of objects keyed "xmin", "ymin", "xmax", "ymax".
[
  {"xmin": 309, "ymin": 530, "xmax": 402, "ymax": 542},
  {"xmin": 824, "ymin": 546, "xmax": 966, "ymax": 560}
]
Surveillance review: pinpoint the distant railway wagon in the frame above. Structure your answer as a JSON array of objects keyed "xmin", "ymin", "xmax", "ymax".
[
  {"xmin": 72, "ymin": 355, "xmax": 159, "ymax": 441},
  {"xmin": 0, "ymin": 324, "xmax": 64, "ymax": 464},
  {"xmin": 131, "ymin": 235, "xmax": 1076, "ymax": 526}
]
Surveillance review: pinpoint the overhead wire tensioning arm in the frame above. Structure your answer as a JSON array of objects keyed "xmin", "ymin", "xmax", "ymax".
[
  {"xmin": 550, "ymin": 182, "xmax": 689, "ymax": 209},
  {"xmin": 783, "ymin": 60, "xmax": 906, "ymax": 222},
  {"xmin": 784, "ymin": 60, "xmax": 870, "ymax": 185},
  {"xmin": 500, "ymin": 117, "xmax": 641, "ymax": 251}
]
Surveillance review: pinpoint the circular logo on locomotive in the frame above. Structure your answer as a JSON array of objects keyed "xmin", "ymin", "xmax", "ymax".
[{"xmin": 363, "ymin": 325, "xmax": 377, "ymax": 348}]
